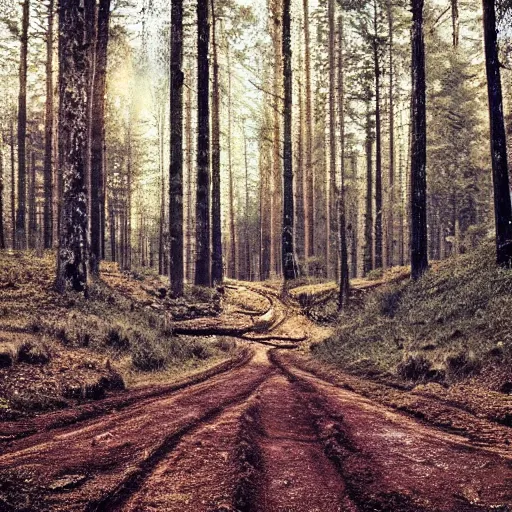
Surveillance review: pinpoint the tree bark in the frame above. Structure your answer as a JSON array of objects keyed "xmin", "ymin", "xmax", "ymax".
[
  {"xmin": 28, "ymin": 152, "xmax": 37, "ymax": 248},
  {"xmin": 195, "ymin": 0, "xmax": 211, "ymax": 286},
  {"xmin": 90, "ymin": 0, "xmax": 111, "ymax": 274},
  {"xmin": 303, "ymin": 0, "xmax": 314, "ymax": 259},
  {"xmin": 410, "ymin": 0, "xmax": 428, "ymax": 279},
  {"xmin": 295, "ymin": 44, "xmax": 305, "ymax": 262},
  {"xmin": 55, "ymin": 0, "xmax": 89, "ymax": 294},
  {"xmin": 227, "ymin": 48, "xmax": 237, "ymax": 279},
  {"xmin": 363, "ymin": 104, "xmax": 374, "ymax": 275},
  {"xmin": 10, "ymin": 120, "xmax": 15, "ymax": 249},
  {"xmin": 211, "ymin": 0, "xmax": 223, "ymax": 286},
  {"xmin": 451, "ymin": 0, "xmax": 459, "ymax": 48},
  {"xmin": 282, "ymin": 0, "xmax": 295, "ymax": 280},
  {"xmin": 0, "ymin": 141, "xmax": 5, "ymax": 249},
  {"xmin": 387, "ymin": 0, "xmax": 395, "ymax": 267},
  {"xmin": 373, "ymin": 0, "xmax": 383, "ymax": 270},
  {"xmin": 16, "ymin": 0, "xmax": 29, "ymax": 249},
  {"xmin": 169, "ymin": 0, "xmax": 185, "ymax": 295},
  {"xmin": 244, "ymin": 128, "xmax": 251, "ymax": 281},
  {"xmin": 44, "ymin": 0, "xmax": 55, "ymax": 249},
  {"xmin": 271, "ymin": 0, "xmax": 282, "ymax": 277},
  {"xmin": 482, "ymin": 0, "xmax": 512, "ymax": 267},
  {"xmin": 327, "ymin": 0, "xmax": 338, "ymax": 280},
  {"xmin": 338, "ymin": 14, "xmax": 349, "ymax": 309}
]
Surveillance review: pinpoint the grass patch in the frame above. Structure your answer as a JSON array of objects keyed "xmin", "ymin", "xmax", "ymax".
[{"xmin": 313, "ymin": 241, "xmax": 512, "ymax": 386}]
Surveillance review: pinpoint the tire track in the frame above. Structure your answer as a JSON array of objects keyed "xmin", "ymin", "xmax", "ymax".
[
  {"xmin": 0, "ymin": 346, "xmax": 253, "ymax": 446},
  {"xmin": 0, "ymin": 353, "xmax": 274, "ymax": 512},
  {"xmin": 273, "ymin": 351, "xmax": 512, "ymax": 512}
]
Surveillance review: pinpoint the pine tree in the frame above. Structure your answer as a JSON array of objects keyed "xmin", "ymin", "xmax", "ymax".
[{"xmin": 55, "ymin": 0, "xmax": 89, "ymax": 294}]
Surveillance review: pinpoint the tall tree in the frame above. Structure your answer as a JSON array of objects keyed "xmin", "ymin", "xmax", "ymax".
[
  {"xmin": 410, "ymin": 0, "xmax": 428, "ymax": 279},
  {"xmin": 451, "ymin": 0, "xmax": 459, "ymax": 48},
  {"xmin": 482, "ymin": 0, "xmax": 512, "ymax": 267},
  {"xmin": 282, "ymin": 0, "xmax": 295, "ymax": 280},
  {"xmin": 271, "ymin": 0, "xmax": 282, "ymax": 277},
  {"xmin": 195, "ymin": 0, "xmax": 211, "ymax": 286},
  {"xmin": 44, "ymin": 0, "xmax": 55, "ymax": 249},
  {"xmin": 227, "ymin": 47, "xmax": 237, "ymax": 279},
  {"xmin": 211, "ymin": 0, "xmax": 223, "ymax": 286},
  {"xmin": 327, "ymin": 0, "xmax": 338, "ymax": 279},
  {"xmin": 338, "ymin": 14, "xmax": 349, "ymax": 309},
  {"xmin": 28, "ymin": 152, "xmax": 36, "ymax": 248},
  {"xmin": 386, "ymin": 0, "xmax": 395, "ymax": 267},
  {"xmin": 55, "ymin": 0, "xmax": 89, "ymax": 293},
  {"xmin": 373, "ymin": 0, "xmax": 383, "ymax": 270},
  {"xmin": 303, "ymin": 0, "xmax": 314, "ymax": 259},
  {"xmin": 170, "ymin": 0, "xmax": 184, "ymax": 296},
  {"xmin": 0, "ymin": 140, "xmax": 4, "ymax": 249},
  {"xmin": 90, "ymin": 0, "xmax": 111, "ymax": 274},
  {"xmin": 363, "ymin": 102, "xmax": 374, "ymax": 275},
  {"xmin": 15, "ymin": 0, "xmax": 29, "ymax": 249},
  {"xmin": 10, "ymin": 120, "xmax": 15, "ymax": 249}
]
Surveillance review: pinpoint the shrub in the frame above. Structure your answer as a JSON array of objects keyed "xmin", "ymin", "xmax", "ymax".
[
  {"xmin": 379, "ymin": 287, "xmax": 402, "ymax": 318},
  {"xmin": 18, "ymin": 340, "xmax": 50, "ymax": 364},
  {"xmin": 214, "ymin": 337, "xmax": 237, "ymax": 352},
  {"xmin": 366, "ymin": 268, "xmax": 384, "ymax": 281},
  {"xmin": 132, "ymin": 342, "xmax": 166, "ymax": 371},
  {"xmin": 397, "ymin": 354, "xmax": 432, "ymax": 381},
  {"xmin": 105, "ymin": 324, "xmax": 130, "ymax": 351},
  {"xmin": 190, "ymin": 341, "xmax": 213, "ymax": 360},
  {"xmin": 445, "ymin": 350, "xmax": 481, "ymax": 379}
]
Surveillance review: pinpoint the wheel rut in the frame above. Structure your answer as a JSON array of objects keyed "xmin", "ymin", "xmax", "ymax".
[
  {"xmin": 273, "ymin": 350, "xmax": 512, "ymax": 512},
  {"xmin": 0, "ymin": 353, "xmax": 274, "ymax": 512}
]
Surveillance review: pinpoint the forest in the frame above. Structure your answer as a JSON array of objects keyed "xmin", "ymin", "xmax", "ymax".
[
  {"xmin": 0, "ymin": 0, "xmax": 510, "ymax": 297},
  {"xmin": 1, "ymin": 0, "xmax": 512, "ymax": 511}
]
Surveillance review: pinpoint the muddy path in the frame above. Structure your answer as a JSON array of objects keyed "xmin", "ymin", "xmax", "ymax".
[{"xmin": 1, "ymin": 286, "xmax": 512, "ymax": 511}]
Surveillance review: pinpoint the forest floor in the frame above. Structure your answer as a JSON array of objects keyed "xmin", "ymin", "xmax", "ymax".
[{"xmin": 1, "ymin": 249, "xmax": 512, "ymax": 511}]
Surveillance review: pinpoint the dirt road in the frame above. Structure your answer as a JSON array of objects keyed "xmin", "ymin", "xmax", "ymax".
[{"xmin": 1, "ymin": 289, "xmax": 511, "ymax": 511}]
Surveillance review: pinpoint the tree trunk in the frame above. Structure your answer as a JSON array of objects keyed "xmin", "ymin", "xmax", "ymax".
[
  {"xmin": 227, "ymin": 48, "xmax": 236, "ymax": 280},
  {"xmin": 126, "ymin": 120, "xmax": 132, "ymax": 270},
  {"xmin": 303, "ymin": 0, "xmax": 314, "ymax": 259},
  {"xmin": 244, "ymin": 129, "xmax": 251, "ymax": 281},
  {"xmin": 451, "ymin": 0, "xmax": 459, "ymax": 48},
  {"xmin": 10, "ymin": 120, "xmax": 15, "ymax": 249},
  {"xmin": 0, "ymin": 142, "xmax": 5, "ymax": 249},
  {"xmin": 374, "ymin": 0, "xmax": 383, "ymax": 270},
  {"xmin": 169, "ymin": 0, "xmax": 185, "ymax": 295},
  {"xmin": 185, "ymin": 61, "xmax": 194, "ymax": 282},
  {"xmin": 16, "ymin": 0, "xmax": 29, "ymax": 249},
  {"xmin": 158, "ymin": 111, "xmax": 165, "ymax": 275},
  {"xmin": 195, "ymin": 0, "xmax": 211, "ymax": 286},
  {"xmin": 44, "ymin": 0, "xmax": 55, "ymax": 249},
  {"xmin": 387, "ymin": 0, "xmax": 395, "ymax": 267},
  {"xmin": 28, "ymin": 152, "xmax": 37, "ymax": 248},
  {"xmin": 90, "ymin": 0, "xmax": 111, "ymax": 274},
  {"xmin": 110, "ymin": 194, "xmax": 116, "ymax": 263},
  {"xmin": 282, "ymin": 0, "xmax": 295, "ymax": 280},
  {"xmin": 271, "ymin": 0, "xmax": 282, "ymax": 277},
  {"xmin": 363, "ymin": 105, "xmax": 374, "ymax": 275},
  {"xmin": 327, "ymin": 0, "xmax": 338, "ymax": 280},
  {"xmin": 482, "ymin": 0, "xmax": 512, "ymax": 267},
  {"xmin": 338, "ymin": 14, "xmax": 349, "ymax": 310},
  {"xmin": 295, "ymin": 44, "xmax": 305, "ymax": 262},
  {"xmin": 55, "ymin": 0, "xmax": 89, "ymax": 294},
  {"xmin": 350, "ymin": 153, "xmax": 358, "ymax": 277},
  {"xmin": 211, "ymin": 0, "xmax": 223, "ymax": 286},
  {"xmin": 410, "ymin": 0, "xmax": 428, "ymax": 279}
]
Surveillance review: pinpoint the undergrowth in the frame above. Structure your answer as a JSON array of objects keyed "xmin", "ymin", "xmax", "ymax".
[{"xmin": 313, "ymin": 241, "xmax": 512, "ymax": 385}]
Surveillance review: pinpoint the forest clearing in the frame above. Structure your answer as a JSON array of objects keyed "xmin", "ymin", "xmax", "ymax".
[{"xmin": 1, "ymin": 0, "xmax": 512, "ymax": 510}]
